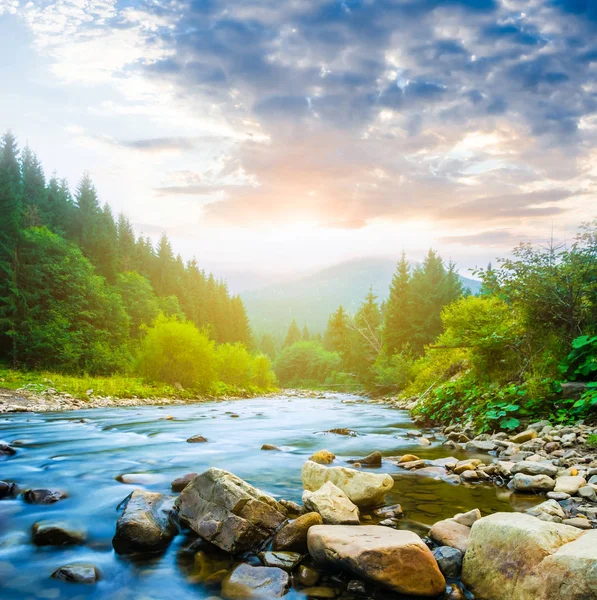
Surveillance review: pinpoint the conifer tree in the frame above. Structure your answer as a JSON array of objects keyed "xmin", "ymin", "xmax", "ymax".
[
  {"xmin": 117, "ymin": 213, "xmax": 136, "ymax": 272},
  {"xmin": 284, "ymin": 319, "xmax": 302, "ymax": 347},
  {"xmin": 21, "ymin": 146, "xmax": 46, "ymax": 227},
  {"xmin": 382, "ymin": 252, "xmax": 412, "ymax": 355},
  {"xmin": 302, "ymin": 324, "xmax": 311, "ymax": 341}
]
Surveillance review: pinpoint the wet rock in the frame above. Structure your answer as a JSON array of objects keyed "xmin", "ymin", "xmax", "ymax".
[
  {"xmin": 303, "ymin": 481, "xmax": 359, "ymax": 525},
  {"xmin": 445, "ymin": 583, "xmax": 467, "ymax": 600},
  {"xmin": 52, "ymin": 563, "xmax": 100, "ymax": 584},
  {"xmin": 526, "ymin": 499, "xmax": 566, "ymax": 523},
  {"xmin": 258, "ymin": 551, "xmax": 302, "ymax": 571},
  {"xmin": 187, "ymin": 435, "xmax": 208, "ymax": 443},
  {"xmin": 0, "ymin": 481, "xmax": 17, "ymax": 499},
  {"xmin": 511, "ymin": 430, "xmax": 538, "ymax": 444},
  {"xmin": 297, "ymin": 564, "xmax": 320, "ymax": 587},
  {"xmin": 189, "ymin": 548, "xmax": 234, "ymax": 584},
  {"xmin": 396, "ymin": 459, "xmax": 426, "ymax": 470},
  {"xmin": 433, "ymin": 546, "xmax": 463, "ymax": 578},
  {"xmin": 308, "ymin": 525, "xmax": 445, "ymax": 596},
  {"xmin": 272, "ymin": 512, "xmax": 323, "ymax": 552},
  {"xmin": 0, "ymin": 441, "xmax": 16, "ymax": 455},
  {"xmin": 23, "ymin": 488, "xmax": 67, "ymax": 504},
  {"xmin": 346, "ymin": 580, "xmax": 367, "ymax": 596},
  {"xmin": 116, "ymin": 473, "xmax": 162, "ymax": 485},
  {"xmin": 554, "ymin": 475, "xmax": 586, "ymax": 495},
  {"xmin": 221, "ymin": 563, "xmax": 290, "ymax": 599},
  {"xmin": 324, "ymin": 428, "xmax": 357, "ymax": 437},
  {"xmin": 453, "ymin": 459, "xmax": 482, "ymax": 474},
  {"xmin": 429, "ymin": 519, "xmax": 471, "ymax": 553},
  {"xmin": 511, "ymin": 461, "xmax": 558, "ymax": 478},
  {"xmin": 171, "ymin": 472, "xmax": 198, "ymax": 493},
  {"xmin": 32, "ymin": 521, "xmax": 86, "ymax": 546},
  {"xmin": 261, "ymin": 444, "xmax": 280, "ymax": 451},
  {"xmin": 301, "ymin": 586, "xmax": 338, "ymax": 598},
  {"xmin": 462, "ymin": 512, "xmax": 582, "ymax": 600},
  {"xmin": 112, "ymin": 489, "xmax": 177, "ymax": 555},
  {"xmin": 309, "ymin": 450, "xmax": 335, "ymax": 465},
  {"xmin": 510, "ymin": 473, "xmax": 555, "ymax": 493},
  {"xmin": 175, "ymin": 468, "xmax": 287, "ymax": 554},
  {"xmin": 372, "ymin": 503, "xmax": 403, "ymax": 519},
  {"xmin": 347, "ymin": 451, "xmax": 382, "ymax": 467},
  {"xmin": 397, "ymin": 454, "xmax": 420, "ymax": 463},
  {"xmin": 302, "ymin": 460, "xmax": 394, "ymax": 507}
]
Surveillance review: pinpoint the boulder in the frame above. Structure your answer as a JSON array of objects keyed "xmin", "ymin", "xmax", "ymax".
[
  {"xmin": 32, "ymin": 521, "xmax": 86, "ymax": 546},
  {"xmin": 462, "ymin": 512, "xmax": 582, "ymax": 600},
  {"xmin": 510, "ymin": 473, "xmax": 555, "ymax": 493},
  {"xmin": 433, "ymin": 546, "xmax": 463, "ymax": 578},
  {"xmin": 175, "ymin": 468, "xmax": 286, "ymax": 554},
  {"xmin": 429, "ymin": 520, "xmax": 471, "ymax": 553},
  {"xmin": 52, "ymin": 563, "xmax": 100, "ymax": 584},
  {"xmin": 347, "ymin": 451, "xmax": 382, "ymax": 466},
  {"xmin": 222, "ymin": 563, "xmax": 290, "ymax": 599},
  {"xmin": 302, "ymin": 461, "xmax": 394, "ymax": 507},
  {"xmin": 112, "ymin": 490, "xmax": 177, "ymax": 555},
  {"xmin": 309, "ymin": 450, "xmax": 335, "ymax": 465},
  {"xmin": 554, "ymin": 476, "xmax": 586, "ymax": 495},
  {"xmin": 302, "ymin": 481, "xmax": 360, "ymax": 525},
  {"xmin": 272, "ymin": 512, "xmax": 323, "ymax": 552},
  {"xmin": 171, "ymin": 472, "xmax": 198, "ymax": 493},
  {"xmin": 258, "ymin": 550, "xmax": 302, "ymax": 571},
  {"xmin": 511, "ymin": 461, "xmax": 558, "ymax": 478},
  {"xmin": 23, "ymin": 488, "xmax": 67, "ymax": 504},
  {"xmin": 308, "ymin": 525, "xmax": 445, "ymax": 596},
  {"xmin": 526, "ymin": 499, "xmax": 566, "ymax": 523},
  {"xmin": 0, "ymin": 481, "xmax": 17, "ymax": 499}
]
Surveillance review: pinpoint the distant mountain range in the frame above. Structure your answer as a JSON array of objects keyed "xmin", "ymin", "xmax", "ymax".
[{"xmin": 241, "ymin": 257, "xmax": 482, "ymax": 336}]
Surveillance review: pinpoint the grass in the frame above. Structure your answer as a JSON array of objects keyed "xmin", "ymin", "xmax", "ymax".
[{"xmin": 0, "ymin": 368, "xmax": 277, "ymax": 400}]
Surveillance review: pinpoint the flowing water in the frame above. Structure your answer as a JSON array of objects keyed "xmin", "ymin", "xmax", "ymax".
[{"xmin": 0, "ymin": 393, "xmax": 538, "ymax": 599}]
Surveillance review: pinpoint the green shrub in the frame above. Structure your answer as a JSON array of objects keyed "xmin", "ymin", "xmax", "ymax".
[
  {"xmin": 274, "ymin": 341, "xmax": 342, "ymax": 387},
  {"xmin": 215, "ymin": 342, "xmax": 253, "ymax": 387},
  {"xmin": 136, "ymin": 314, "xmax": 216, "ymax": 390}
]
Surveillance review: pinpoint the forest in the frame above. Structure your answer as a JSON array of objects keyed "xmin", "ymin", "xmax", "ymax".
[{"xmin": 0, "ymin": 132, "xmax": 275, "ymax": 395}]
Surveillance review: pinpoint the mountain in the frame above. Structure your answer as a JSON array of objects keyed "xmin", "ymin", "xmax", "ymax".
[{"xmin": 242, "ymin": 257, "xmax": 482, "ymax": 336}]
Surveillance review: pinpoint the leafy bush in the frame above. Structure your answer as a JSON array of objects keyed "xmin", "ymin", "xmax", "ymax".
[
  {"xmin": 215, "ymin": 343, "xmax": 253, "ymax": 387},
  {"xmin": 372, "ymin": 349, "xmax": 416, "ymax": 393},
  {"xmin": 274, "ymin": 341, "xmax": 342, "ymax": 387},
  {"xmin": 251, "ymin": 354, "xmax": 277, "ymax": 390},
  {"xmin": 136, "ymin": 314, "xmax": 216, "ymax": 390}
]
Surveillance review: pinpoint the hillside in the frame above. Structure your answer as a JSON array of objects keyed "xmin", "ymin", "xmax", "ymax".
[{"xmin": 242, "ymin": 257, "xmax": 482, "ymax": 335}]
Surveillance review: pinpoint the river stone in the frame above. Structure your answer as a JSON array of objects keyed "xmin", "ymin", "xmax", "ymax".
[
  {"xmin": 261, "ymin": 444, "xmax": 280, "ymax": 451},
  {"xmin": 258, "ymin": 550, "xmax": 302, "ymax": 571},
  {"xmin": 171, "ymin": 472, "xmax": 198, "ymax": 492},
  {"xmin": 187, "ymin": 435, "xmax": 208, "ymax": 443},
  {"xmin": 429, "ymin": 519, "xmax": 471, "ymax": 553},
  {"xmin": 526, "ymin": 499, "xmax": 566, "ymax": 523},
  {"xmin": 302, "ymin": 481, "xmax": 360, "ymax": 525},
  {"xmin": 452, "ymin": 509, "xmax": 481, "ymax": 527},
  {"xmin": 397, "ymin": 454, "xmax": 420, "ymax": 463},
  {"xmin": 511, "ymin": 430, "xmax": 538, "ymax": 444},
  {"xmin": 465, "ymin": 440, "xmax": 497, "ymax": 453},
  {"xmin": 433, "ymin": 546, "xmax": 463, "ymax": 578},
  {"xmin": 511, "ymin": 461, "xmax": 559, "ymax": 478},
  {"xmin": 0, "ymin": 481, "xmax": 17, "ymax": 499},
  {"xmin": 272, "ymin": 512, "xmax": 323, "ymax": 552},
  {"xmin": 23, "ymin": 488, "xmax": 67, "ymax": 504},
  {"xmin": 554, "ymin": 476, "xmax": 586, "ymax": 495},
  {"xmin": 578, "ymin": 485, "xmax": 597, "ymax": 502},
  {"xmin": 112, "ymin": 489, "xmax": 177, "ymax": 555},
  {"xmin": 221, "ymin": 563, "xmax": 290, "ymax": 599},
  {"xmin": 309, "ymin": 450, "xmax": 335, "ymax": 465},
  {"xmin": 175, "ymin": 467, "xmax": 287, "ymax": 554},
  {"xmin": 32, "ymin": 521, "xmax": 86, "ymax": 546},
  {"xmin": 297, "ymin": 564, "xmax": 320, "ymax": 587},
  {"xmin": 307, "ymin": 525, "xmax": 446, "ymax": 596},
  {"xmin": 347, "ymin": 451, "xmax": 382, "ymax": 466},
  {"xmin": 462, "ymin": 512, "xmax": 583, "ymax": 600},
  {"xmin": 0, "ymin": 441, "xmax": 16, "ymax": 455},
  {"xmin": 52, "ymin": 563, "xmax": 100, "ymax": 584},
  {"xmin": 511, "ymin": 473, "xmax": 555, "ymax": 492},
  {"xmin": 302, "ymin": 460, "xmax": 394, "ymax": 507}
]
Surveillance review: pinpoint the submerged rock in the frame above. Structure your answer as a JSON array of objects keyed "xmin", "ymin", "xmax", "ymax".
[
  {"xmin": 272, "ymin": 512, "xmax": 323, "ymax": 552},
  {"xmin": 175, "ymin": 467, "xmax": 287, "ymax": 554},
  {"xmin": 23, "ymin": 488, "xmax": 67, "ymax": 504},
  {"xmin": 112, "ymin": 489, "xmax": 177, "ymax": 555},
  {"xmin": 221, "ymin": 563, "xmax": 290, "ymax": 599},
  {"xmin": 302, "ymin": 482, "xmax": 360, "ymax": 525},
  {"xmin": 258, "ymin": 550, "xmax": 302, "ymax": 571},
  {"xmin": 52, "ymin": 563, "xmax": 100, "ymax": 584},
  {"xmin": 302, "ymin": 460, "xmax": 394, "ymax": 507},
  {"xmin": 32, "ymin": 521, "xmax": 86, "ymax": 546},
  {"xmin": 308, "ymin": 525, "xmax": 445, "ymax": 596}
]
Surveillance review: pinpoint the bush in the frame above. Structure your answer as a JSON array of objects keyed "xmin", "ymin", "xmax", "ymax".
[
  {"xmin": 136, "ymin": 314, "xmax": 216, "ymax": 390},
  {"xmin": 251, "ymin": 354, "xmax": 277, "ymax": 390},
  {"xmin": 274, "ymin": 341, "xmax": 342, "ymax": 387},
  {"xmin": 371, "ymin": 349, "xmax": 416, "ymax": 393},
  {"xmin": 215, "ymin": 343, "xmax": 253, "ymax": 387}
]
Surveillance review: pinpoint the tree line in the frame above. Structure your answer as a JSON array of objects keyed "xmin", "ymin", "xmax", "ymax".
[{"xmin": 0, "ymin": 132, "xmax": 253, "ymax": 379}]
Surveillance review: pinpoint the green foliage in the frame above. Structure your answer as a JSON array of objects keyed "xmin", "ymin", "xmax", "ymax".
[
  {"xmin": 215, "ymin": 342, "xmax": 253, "ymax": 387},
  {"xmin": 283, "ymin": 319, "xmax": 302, "ymax": 347},
  {"xmin": 136, "ymin": 314, "xmax": 217, "ymax": 390},
  {"xmin": 251, "ymin": 354, "xmax": 277, "ymax": 390},
  {"xmin": 274, "ymin": 341, "xmax": 342, "ymax": 387},
  {"xmin": 115, "ymin": 271, "xmax": 160, "ymax": 336},
  {"xmin": 587, "ymin": 434, "xmax": 597, "ymax": 448},
  {"xmin": 559, "ymin": 335, "xmax": 597, "ymax": 381}
]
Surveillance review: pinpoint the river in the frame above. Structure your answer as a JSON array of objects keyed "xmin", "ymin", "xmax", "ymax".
[{"xmin": 0, "ymin": 393, "xmax": 538, "ymax": 599}]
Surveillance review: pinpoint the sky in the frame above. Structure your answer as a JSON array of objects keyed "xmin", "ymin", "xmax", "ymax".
[{"xmin": 1, "ymin": 0, "xmax": 596, "ymax": 283}]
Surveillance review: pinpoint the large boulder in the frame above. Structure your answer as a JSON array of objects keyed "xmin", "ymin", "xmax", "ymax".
[
  {"xmin": 302, "ymin": 461, "xmax": 394, "ymax": 507},
  {"xmin": 462, "ymin": 512, "xmax": 583, "ymax": 600},
  {"xmin": 175, "ymin": 468, "xmax": 287, "ymax": 554},
  {"xmin": 112, "ymin": 490, "xmax": 177, "ymax": 555},
  {"xmin": 308, "ymin": 525, "xmax": 446, "ymax": 597},
  {"xmin": 272, "ymin": 512, "xmax": 323, "ymax": 552},
  {"xmin": 221, "ymin": 563, "xmax": 290, "ymax": 599},
  {"xmin": 303, "ymin": 482, "xmax": 360, "ymax": 525},
  {"xmin": 429, "ymin": 519, "xmax": 471, "ymax": 553}
]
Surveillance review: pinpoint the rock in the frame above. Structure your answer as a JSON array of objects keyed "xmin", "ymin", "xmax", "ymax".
[
  {"xmin": 547, "ymin": 491, "xmax": 570, "ymax": 501},
  {"xmin": 396, "ymin": 459, "xmax": 426, "ymax": 470},
  {"xmin": 452, "ymin": 508, "xmax": 481, "ymax": 527},
  {"xmin": 511, "ymin": 473, "xmax": 555, "ymax": 493},
  {"xmin": 429, "ymin": 519, "xmax": 471, "ymax": 553},
  {"xmin": 578, "ymin": 485, "xmax": 597, "ymax": 502},
  {"xmin": 459, "ymin": 470, "xmax": 479, "ymax": 482},
  {"xmin": 32, "ymin": 521, "xmax": 86, "ymax": 546},
  {"xmin": 346, "ymin": 580, "xmax": 367, "ymax": 596},
  {"xmin": 560, "ymin": 382, "xmax": 588, "ymax": 400},
  {"xmin": 302, "ymin": 482, "xmax": 360, "ymax": 525},
  {"xmin": 419, "ymin": 437, "xmax": 431, "ymax": 446},
  {"xmin": 300, "ymin": 587, "xmax": 338, "ymax": 598},
  {"xmin": 397, "ymin": 454, "xmax": 420, "ymax": 463},
  {"xmin": 309, "ymin": 450, "xmax": 335, "ymax": 465},
  {"xmin": 23, "ymin": 488, "xmax": 67, "ymax": 504},
  {"xmin": 511, "ymin": 461, "xmax": 558, "ymax": 478},
  {"xmin": 0, "ymin": 441, "xmax": 16, "ymax": 455},
  {"xmin": 302, "ymin": 460, "xmax": 394, "ymax": 507},
  {"xmin": 175, "ymin": 468, "xmax": 286, "ymax": 554},
  {"xmin": 454, "ymin": 459, "xmax": 482, "ymax": 474},
  {"xmin": 116, "ymin": 473, "xmax": 162, "ymax": 485},
  {"xmin": 372, "ymin": 503, "xmax": 403, "ymax": 519},
  {"xmin": 465, "ymin": 440, "xmax": 497, "ymax": 453},
  {"xmin": 0, "ymin": 481, "xmax": 17, "ymax": 499},
  {"xmin": 347, "ymin": 451, "xmax": 382, "ymax": 466},
  {"xmin": 297, "ymin": 564, "xmax": 320, "ymax": 587},
  {"xmin": 258, "ymin": 551, "xmax": 302, "ymax": 571},
  {"xmin": 528, "ymin": 420, "xmax": 552, "ymax": 432},
  {"xmin": 511, "ymin": 430, "xmax": 538, "ymax": 444},
  {"xmin": 308, "ymin": 525, "xmax": 445, "ymax": 596},
  {"xmin": 445, "ymin": 583, "xmax": 467, "ymax": 600},
  {"xmin": 280, "ymin": 499, "xmax": 302, "ymax": 515},
  {"xmin": 221, "ymin": 563, "xmax": 290, "ymax": 599},
  {"xmin": 526, "ymin": 499, "xmax": 566, "ymax": 522},
  {"xmin": 554, "ymin": 475, "xmax": 586, "ymax": 495},
  {"xmin": 171, "ymin": 472, "xmax": 198, "ymax": 492},
  {"xmin": 189, "ymin": 549, "xmax": 234, "ymax": 584},
  {"xmin": 51, "ymin": 563, "xmax": 100, "ymax": 584},
  {"xmin": 187, "ymin": 435, "xmax": 208, "ymax": 443},
  {"xmin": 462, "ymin": 512, "xmax": 582, "ymax": 600},
  {"xmin": 324, "ymin": 428, "xmax": 357, "ymax": 436},
  {"xmin": 563, "ymin": 517, "xmax": 593, "ymax": 529},
  {"xmin": 261, "ymin": 444, "xmax": 280, "ymax": 451},
  {"xmin": 433, "ymin": 546, "xmax": 463, "ymax": 578},
  {"xmin": 112, "ymin": 490, "xmax": 177, "ymax": 555},
  {"xmin": 272, "ymin": 512, "xmax": 323, "ymax": 552}
]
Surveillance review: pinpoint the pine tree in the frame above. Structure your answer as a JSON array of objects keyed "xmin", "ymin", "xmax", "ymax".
[
  {"xmin": 117, "ymin": 213, "xmax": 136, "ymax": 272},
  {"xmin": 382, "ymin": 252, "xmax": 412, "ymax": 355},
  {"xmin": 302, "ymin": 324, "xmax": 311, "ymax": 341},
  {"xmin": 46, "ymin": 175, "xmax": 75, "ymax": 235},
  {"xmin": 283, "ymin": 319, "xmax": 302, "ymax": 347},
  {"xmin": 259, "ymin": 333, "xmax": 278, "ymax": 359},
  {"xmin": 21, "ymin": 146, "xmax": 46, "ymax": 227},
  {"xmin": 324, "ymin": 306, "xmax": 350, "ymax": 355}
]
